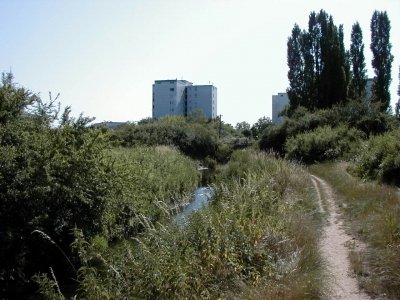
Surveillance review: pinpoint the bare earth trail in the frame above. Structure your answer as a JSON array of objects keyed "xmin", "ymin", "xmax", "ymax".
[{"xmin": 310, "ymin": 175, "xmax": 370, "ymax": 300}]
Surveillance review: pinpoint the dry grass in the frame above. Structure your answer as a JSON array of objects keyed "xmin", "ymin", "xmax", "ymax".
[{"xmin": 310, "ymin": 162, "xmax": 400, "ymax": 299}]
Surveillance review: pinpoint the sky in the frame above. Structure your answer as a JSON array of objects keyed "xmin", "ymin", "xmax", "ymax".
[{"xmin": 1, "ymin": 0, "xmax": 399, "ymax": 126}]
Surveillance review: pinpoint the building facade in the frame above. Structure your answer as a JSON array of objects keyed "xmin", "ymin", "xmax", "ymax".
[
  {"xmin": 272, "ymin": 93, "xmax": 289, "ymax": 124},
  {"xmin": 152, "ymin": 79, "xmax": 217, "ymax": 119},
  {"xmin": 186, "ymin": 85, "xmax": 217, "ymax": 119}
]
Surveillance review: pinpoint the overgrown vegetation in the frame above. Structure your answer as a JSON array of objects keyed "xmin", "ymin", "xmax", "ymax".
[
  {"xmin": 37, "ymin": 150, "xmax": 323, "ymax": 299},
  {"xmin": 264, "ymin": 9, "xmax": 398, "ymax": 183},
  {"xmin": 285, "ymin": 125, "xmax": 364, "ymax": 163},
  {"xmin": 350, "ymin": 129, "xmax": 400, "ymax": 185},
  {"xmin": 310, "ymin": 163, "xmax": 400, "ymax": 298},
  {"xmin": 0, "ymin": 74, "xmax": 200, "ymax": 297},
  {"xmin": 2, "ymin": 7, "xmax": 399, "ymax": 299},
  {"xmin": 108, "ymin": 115, "xmax": 242, "ymax": 162}
]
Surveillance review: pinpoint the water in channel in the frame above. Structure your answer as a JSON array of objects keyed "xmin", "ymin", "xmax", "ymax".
[{"xmin": 174, "ymin": 187, "xmax": 214, "ymax": 226}]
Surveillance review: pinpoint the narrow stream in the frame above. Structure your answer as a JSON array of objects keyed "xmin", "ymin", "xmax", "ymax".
[{"xmin": 174, "ymin": 187, "xmax": 214, "ymax": 226}]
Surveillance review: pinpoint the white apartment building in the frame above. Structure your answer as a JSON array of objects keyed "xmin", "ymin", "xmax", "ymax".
[
  {"xmin": 152, "ymin": 79, "xmax": 217, "ymax": 119},
  {"xmin": 186, "ymin": 85, "xmax": 217, "ymax": 119},
  {"xmin": 272, "ymin": 93, "xmax": 289, "ymax": 124}
]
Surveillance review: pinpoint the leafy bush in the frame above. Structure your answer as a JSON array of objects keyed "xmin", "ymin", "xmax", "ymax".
[
  {"xmin": 285, "ymin": 125, "xmax": 365, "ymax": 163},
  {"xmin": 0, "ymin": 74, "xmax": 200, "ymax": 297},
  {"xmin": 0, "ymin": 105, "xmax": 116, "ymax": 294},
  {"xmin": 259, "ymin": 123, "xmax": 287, "ymax": 155},
  {"xmin": 41, "ymin": 151, "xmax": 322, "ymax": 299},
  {"xmin": 259, "ymin": 107, "xmax": 339, "ymax": 155},
  {"xmin": 111, "ymin": 116, "xmax": 219, "ymax": 159},
  {"xmin": 259, "ymin": 102, "xmax": 398, "ymax": 159},
  {"xmin": 337, "ymin": 100, "xmax": 396, "ymax": 135},
  {"xmin": 106, "ymin": 146, "xmax": 199, "ymax": 238},
  {"xmin": 285, "ymin": 106, "xmax": 338, "ymax": 137},
  {"xmin": 350, "ymin": 129, "xmax": 400, "ymax": 185}
]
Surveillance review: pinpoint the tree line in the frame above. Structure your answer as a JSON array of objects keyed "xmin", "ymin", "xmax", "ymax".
[{"xmin": 287, "ymin": 10, "xmax": 394, "ymax": 113}]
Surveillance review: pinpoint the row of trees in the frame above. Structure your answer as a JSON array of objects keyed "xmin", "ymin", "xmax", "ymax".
[{"xmin": 287, "ymin": 10, "xmax": 394, "ymax": 113}]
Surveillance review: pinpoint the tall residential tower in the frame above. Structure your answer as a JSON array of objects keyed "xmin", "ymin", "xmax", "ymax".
[{"xmin": 152, "ymin": 79, "xmax": 217, "ymax": 119}]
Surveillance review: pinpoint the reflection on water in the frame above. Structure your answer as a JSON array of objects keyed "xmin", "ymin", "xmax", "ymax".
[{"xmin": 174, "ymin": 187, "xmax": 214, "ymax": 226}]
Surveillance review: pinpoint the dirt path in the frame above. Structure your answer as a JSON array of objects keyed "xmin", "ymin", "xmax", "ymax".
[{"xmin": 310, "ymin": 175, "xmax": 370, "ymax": 300}]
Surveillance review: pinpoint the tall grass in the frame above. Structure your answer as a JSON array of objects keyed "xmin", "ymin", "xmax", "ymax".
[
  {"xmin": 103, "ymin": 146, "xmax": 200, "ymax": 239},
  {"xmin": 42, "ymin": 150, "xmax": 323, "ymax": 299},
  {"xmin": 310, "ymin": 162, "xmax": 400, "ymax": 299}
]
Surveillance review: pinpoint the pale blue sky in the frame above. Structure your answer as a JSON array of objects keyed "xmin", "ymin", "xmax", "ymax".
[{"xmin": 1, "ymin": 0, "xmax": 399, "ymax": 125}]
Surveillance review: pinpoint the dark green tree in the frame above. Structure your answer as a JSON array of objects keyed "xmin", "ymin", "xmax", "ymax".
[
  {"xmin": 0, "ymin": 74, "xmax": 119, "ymax": 296},
  {"xmin": 250, "ymin": 116, "xmax": 271, "ymax": 139},
  {"xmin": 349, "ymin": 22, "xmax": 367, "ymax": 99},
  {"xmin": 287, "ymin": 24, "xmax": 305, "ymax": 110},
  {"xmin": 318, "ymin": 15, "xmax": 347, "ymax": 108},
  {"xmin": 287, "ymin": 10, "xmax": 349, "ymax": 111},
  {"xmin": 370, "ymin": 11, "xmax": 394, "ymax": 111},
  {"xmin": 396, "ymin": 65, "xmax": 400, "ymax": 118}
]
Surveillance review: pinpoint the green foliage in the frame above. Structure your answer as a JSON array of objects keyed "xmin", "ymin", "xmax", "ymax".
[
  {"xmin": 259, "ymin": 123, "xmax": 287, "ymax": 155},
  {"xmin": 0, "ymin": 74, "xmax": 200, "ymax": 297},
  {"xmin": 287, "ymin": 24, "xmax": 306, "ymax": 111},
  {"xmin": 287, "ymin": 10, "xmax": 349, "ymax": 111},
  {"xmin": 250, "ymin": 116, "xmax": 272, "ymax": 139},
  {"xmin": 0, "ymin": 75, "xmax": 119, "ymax": 295},
  {"xmin": 111, "ymin": 116, "xmax": 218, "ymax": 159},
  {"xmin": 106, "ymin": 146, "xmax": 199, "ymax": 238},
  {"xmin": 370, "ymin": 11, "xmax": 394, "ymax": 112},
  {"xmin": 396, "ymin": 65, "xmax": 400, "ymax": 119},
  {"xmin": 0, "ymin": 73, "xmax": 38, "ymax": 124},
  {"xmin": 349, "ymin": 22, "xmax": 367, "ymax": 99},
  {"xmin": 51, "ymin": 151, "xmax": 322, "ymax": 299},
  {"xmin": 259, "ymin": 99, "xmax": 397, "ymax": 159},
  {"xmin": 350, "ymin": 130, "xmax": 400, "ymax": 185},
  {"xmin": 110, "ymin": 115, "xmax": 242, "ymax": 161},
  {"xmin": 285, "ymin": 125, "xmax": 365, "ymax": 163}
]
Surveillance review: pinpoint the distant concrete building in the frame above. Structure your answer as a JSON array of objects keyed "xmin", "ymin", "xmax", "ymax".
[
  {"xmin": 365, "ymin": 78, "xmax": 373, "ymax": 101},
  {"xmin": 186, "ymin": 85, "xmax": 217, "ymax": 119},
  {"xmin": 272, "ymin": 93, "xmax": 289, "ymax": 124},
  {"xmin": 152, "ymin": 79, "xmax": 217, "ymax": 119},
  {"xmin": 152, "ymin": 79, "xmax": 192, "ymax": 119}
]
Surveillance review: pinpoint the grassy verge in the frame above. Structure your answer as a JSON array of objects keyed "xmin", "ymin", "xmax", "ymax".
[
  {"xmin": 40, "ymin": 150, "xmax": 323, "ymax": 299},
  {"xmin": 102, "ymin": 146, "xmax": 200, "ymax": 239},
  {"xmin": 309, "ymin": 162, "xmax": 400, "ymax": 299}
]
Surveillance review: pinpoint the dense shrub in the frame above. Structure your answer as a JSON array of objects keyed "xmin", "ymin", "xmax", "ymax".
[
  {"xmin": 259, "ymin": 123, "xmax": 287, "ymax": 155},
  {"xmin": 39, "ymin": 151, "xmax": 322, "ymax": 299},
  {"xmin": 259, "ymin": 102, "xmax": 398, "ymax": 159},
  {"xmin": 0, "ymin": 75, "xmax": 200, "ymax": 297},
  {"xmin": 337, "ymin": 100, "xmax": 396, "ymax": 135},
  {"xmin": 350, "ymin": 129, "xmax": 400, "ymax": 185},
  {"xmin": 285, "ymin": 106, "xmax": 338, "ymax": 137},
  {"xmin": 285, "ymin": 125, "xmax": 365, "ymax": 163},
  {"xmin": 111, "ymin": 116, "xmax": 219, "ymax": 159},
  {"xmin": 259, "ymin": 107, "xmax": 339, "ymax": 155},
  {"xmin": 0, "ymin": 106, "xmax": 116, "ymax": 294},
  {"xmin": 106, "ymin": 146, "xmax": 199, "ymax": 238}
]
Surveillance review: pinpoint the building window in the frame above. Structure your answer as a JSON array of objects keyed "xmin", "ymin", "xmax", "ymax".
[{"xmin": 170, "ymin": 88, "xmax": 174, "ymax": 91}]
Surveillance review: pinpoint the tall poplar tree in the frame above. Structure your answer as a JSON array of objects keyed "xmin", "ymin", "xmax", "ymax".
[
  {"xmin": 286, "ymin": 10, "xmax": 349, "ymax": 111},
  {"xmin": 370, "ymin": 11, "xmax": 394, "ymax": 111},
  {"xmin": 287, "ymin": 24, "xmax": 304, "ymax": 110},
  {"xmin": 396, "ymin": 65, "xmax": 400, "ymax": 118},
  {"xmin": 349, "ymin": 22, "xmax": 367, "ymax": 99}
]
